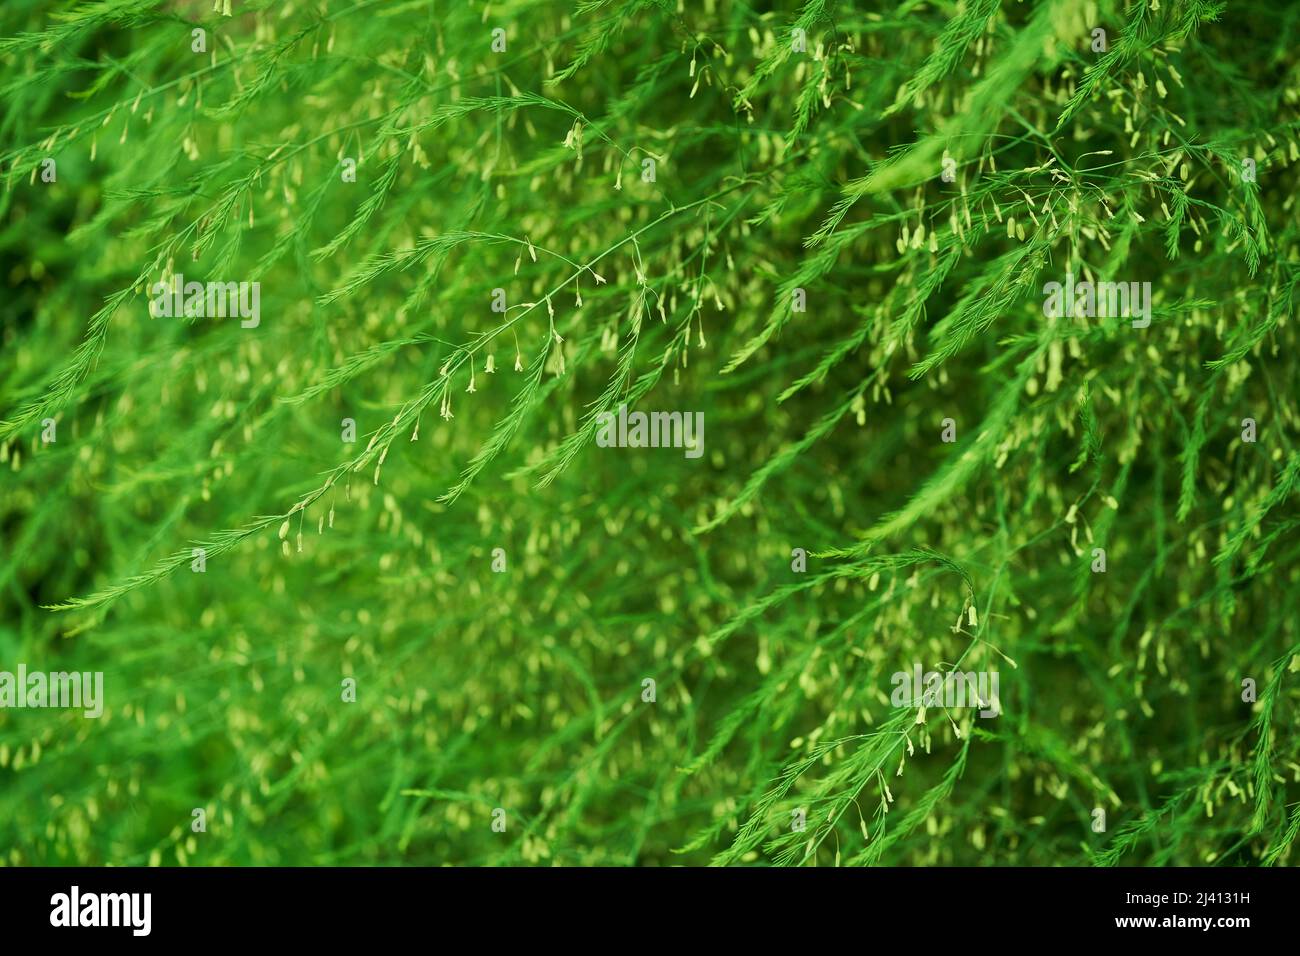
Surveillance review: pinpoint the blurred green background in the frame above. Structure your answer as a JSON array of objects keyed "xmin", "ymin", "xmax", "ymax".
[{"xmin": 1, "ymin": 0, "xmax": 1297, "ymax": 865}]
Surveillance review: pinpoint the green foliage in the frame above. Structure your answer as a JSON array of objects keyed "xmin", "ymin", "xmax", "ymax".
[{"xmin": 1, "ymin": 0, "xmax": 1297, "ymax": 866}]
